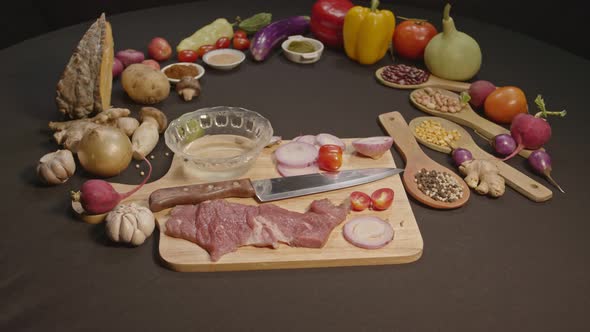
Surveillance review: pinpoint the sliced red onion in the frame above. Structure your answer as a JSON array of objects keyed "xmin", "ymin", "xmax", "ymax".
[
  {"xmin": 294, "ymin": 135, "xmax": 317, "ymax": 146},
  {"xmin": 352, "ymin": 136, "xmax": 393, "ymax": 159},
  {"xmin": 316, "ymin": 133, "xmax": 345, "ymax": 149},
  {"xmin": 276, "ymin": 163, "xmax": 319, "ymax": 177},
  {"xmin": 343, "ymin": 216, "xmax": 394, "ymax": 249},
  {"xmin": 274, "ymin": 142, "xmax": 318, "ymax": 168}
]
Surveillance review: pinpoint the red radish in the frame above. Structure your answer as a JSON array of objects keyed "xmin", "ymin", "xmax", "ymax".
[
  {"xmin": 316, "ymin": 133, "xmax": 345, "ymax": 149},
  {"xmin": 352, "ymin": 136, "xmax": 393, "ymax": 159},
  {"xmin": 343, "ymin": 216, "xmax": 394, "ymax": 249},
  {"xmin": 528, "ymin": 150, "xmax": 565, "ymax": 193},
  {"xmin": 112, "ymin": 58, "xmax": 124, "ymax": 77},
  {"xmin": 274, "ymin": 142, "xmax": 318, "ymax": 167},
  {"xmin": 502, "ymin": 95, "xmax": 566, "ymax": 161},
  {"xmin": 350, "ymin": 191, "xmax": 371, "ymax": 211},
  {"xmin": 148, "ymin": 37, "xmax": 172, "ymax": 61},
  {"xmin": 141, "ymin": 59, "xmax": 160, "ymax": 70},
  {"xmin": 467, "ymin": 80, "xmax": 496, "ymax": 108},
  {"xmin": 370, "ymin": 188, "xmax": 394, "ymax": 210},
  {"xmin": 276, "ymin": 163, "xmax": 319, "ymax": 177},
  {"xmin": 71, "ymin": 158, "xmax": 152, "ymax": 215},
  {"xmin": 115, "ymin": 49, "xmax": 145, "ymax": 67},
  {"xmin": 295, "ymin": 135, "xmax": 318, "ymax": 146}
]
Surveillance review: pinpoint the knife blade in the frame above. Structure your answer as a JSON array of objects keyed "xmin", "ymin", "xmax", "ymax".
[{"xmin": 149, "ymin": 167, "xmax": 403, "ymax": 212}]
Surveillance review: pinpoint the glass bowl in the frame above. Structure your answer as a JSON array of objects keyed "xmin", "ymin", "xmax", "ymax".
[{"xmin": 165, "ymin": 106, "xmax": 273, "ymax": 180}]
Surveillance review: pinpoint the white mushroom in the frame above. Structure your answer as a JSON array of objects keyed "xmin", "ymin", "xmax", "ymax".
[
  {"xmin": 175, "ymin": 76, "xmax": 201, "ymax": 101},
  {"xmin": 131, "ymin": 107, "xmax": 168, "ymax": 160},
  {"xmin": 36, "ymin": 150, "xmax": 76, "ymax": 185},
  {"xmin": 105, "ymin": 203, "xmax": 155, "ymax": 246},
  {"xmin": 114, "ymin": 117, "xmax": 140, "ymax": 136}
]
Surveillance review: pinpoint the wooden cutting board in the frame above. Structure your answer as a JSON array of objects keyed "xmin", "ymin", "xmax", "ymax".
[{"xmin": 111, "ymin": 139, "xmax": 423, "ymax": 272}]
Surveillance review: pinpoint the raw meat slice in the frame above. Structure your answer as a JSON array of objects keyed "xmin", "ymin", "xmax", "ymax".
[{"xmin": 165, "ymin": 199, "xmax": 350, "ymax": 261}]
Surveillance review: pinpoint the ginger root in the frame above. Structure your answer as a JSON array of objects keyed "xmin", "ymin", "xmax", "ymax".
[
  {"xmin": 458, "ymin": 159, "xmax": 505, "ymax": 197},
  {"xmin": 49, "ymin": 108, "xmax": 131, "ymax": 152}
]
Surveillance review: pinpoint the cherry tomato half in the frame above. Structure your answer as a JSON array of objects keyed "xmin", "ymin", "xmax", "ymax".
[
  {"xmin": 484, "ymin": 86, "xmax": 528, "ymax": 124},
  {"xmin": 393, "ymin": 19, "xmax": 438, "ymax": 60},
  {"xmin": 350, "ymin": 191, "xmax": 371, "ymax": 211},
  {"xmin": 177, "ymin": 50, "xmax": 198, "ymax": 62},
  {"xmin": 197, "ymin": 45, "xmax": 216, "ymax": 58},
  {"xmin": 234, "ymin": 30, "xmax": 248, "ymax": 40},
  {"xmin": 370, "ymin": 188, "xmax": 394, "ymax": 211},
  {"xmin": 318, "ymin": 144, "xmax": 343, "ymax": 172},
  {"xmin": 215, "ymin": 37, "xmax": 231, "ymax": 49},
  {"xmin": 233, "ymin": 37, "xmax": 251, "ymax": 51}
]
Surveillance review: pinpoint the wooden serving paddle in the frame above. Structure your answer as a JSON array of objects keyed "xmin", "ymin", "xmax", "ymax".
[
  {"xmin": 375, "ymin": 66, "xmax": 471, "ymax": 92},
  {"xmin": 408, "ymin": 87, "xmax": 537, "ymax": 158},
  {"xmin": 378, "ymin": 111, "xmax": 470, "ymax": 209},
  {"xmin": 408, "ymin": 116, "xmax": 553, "ymax": 202}
]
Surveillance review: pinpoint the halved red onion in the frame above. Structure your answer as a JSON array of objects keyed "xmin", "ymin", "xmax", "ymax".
[
  {"xmin": 352, "ymin": 136, "xmax": 393, "ymax": 159},
  {"xmin": 274, "ymin": 142, "xmax": 318, "ymax": 168},
  {"xmin": 316, "ymin": 133, "xmax": 345, "ymax": 149},
  {"xmin": 343, "ymin": 216, "xmax": 394, "ymax": 249},
  {"xmin": 276, "ymin": 163, "xmax": 319, "ymax": 177}
]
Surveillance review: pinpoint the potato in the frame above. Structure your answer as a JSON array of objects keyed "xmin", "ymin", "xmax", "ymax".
[{"xmin": 121, "ymin": 64, "xmax": 170, "ymax": 104}]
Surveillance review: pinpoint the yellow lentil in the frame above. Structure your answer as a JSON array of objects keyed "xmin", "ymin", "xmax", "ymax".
[{"xmin": 414, "ymin": 120, "xmax": 461, "ymax": 147}]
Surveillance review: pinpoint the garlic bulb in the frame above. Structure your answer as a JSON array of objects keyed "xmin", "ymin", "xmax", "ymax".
[
  {"xmin": 37, "ymin": 150, "xmax": 76, "ymax": 185},
  {"xmin": 106, "ymin": 203, "xmax": 155, "ymax": 246}
]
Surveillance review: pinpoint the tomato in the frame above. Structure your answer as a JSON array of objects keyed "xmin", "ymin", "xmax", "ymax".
[
  {"xmin": 197, "ymin": 45, "xmax": 216, "ymax": 58},
  {"xmin": 147, "ymin": 37, "xmax": 172, "ymax": 61},
  {"xmin": 350, "ymin": 191, "xmax": 371, "ymax": 211},
  {"xmin": 317, "ymin": 144, "xmax": 343, "ymax": 171},
  {"xmin": 484, "ymin": 86, "xmax": 528, "ymax": 124},
  {"xmin": 393, "ymin": 19, "xmax": 438, "ymax": 60},
  {"xmin": 215, "ymin": 37, "xmax": 231, "ymax": 49},
  {"xmin": 234, "ymin": 30, "xmax": 248, "ymax": 40},
  {"xmin": 370, "ymin": 188, "xmax": 394, "ymax": 211},
  {"xmin": 177, "ymin": 50, "xmax": 198, "ymax": 62},
  {"xmin": 233, "ymin": 38, "xmax": 251, "ymax": 50}
]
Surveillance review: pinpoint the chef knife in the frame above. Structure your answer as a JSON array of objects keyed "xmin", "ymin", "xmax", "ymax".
[{"xmin": 149, "ymin": 167, "xmax": 403, "ymax": 212}]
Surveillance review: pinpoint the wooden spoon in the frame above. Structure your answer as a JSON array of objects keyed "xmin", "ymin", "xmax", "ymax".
[
  {"xmin": 408, "ymin": 116, "xmax": 553, "ymax": 202},
  {"xmin": 409, "ymin": 87, "xmax": 537, "ymax": 158},
  {"xmin": 375, "ymin": 66, "xmax": 470, "ymax": 92},
  {"xmin": 379, "ymin": 111, "xmax": 470, "ymax": 209}
]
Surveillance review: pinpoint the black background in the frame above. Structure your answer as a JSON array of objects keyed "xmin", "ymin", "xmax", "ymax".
[
  {"xmin": 3, "ymin": 0, "xmax": 589, "ymax": 59},
  {"xmin": 1, "ymin": 0, "xmax": 589, "ymax": 331}
]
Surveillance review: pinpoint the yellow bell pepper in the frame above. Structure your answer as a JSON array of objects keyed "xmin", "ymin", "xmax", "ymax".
[{"xmin": 343, "ymin": 0, "xmax": 396, "ymax": 65}]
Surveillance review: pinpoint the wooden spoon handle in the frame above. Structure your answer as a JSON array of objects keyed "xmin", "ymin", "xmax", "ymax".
[
  {"xmin": 379, "ymin": 112, "xmax": 427, "ymax": 163},
  {"xmin": 490, "ymin": 160, "xmax": 553, "ymax": 202},
  {"xmin": 428, "ymin": 76, "xmax": 471, "ymax": 92}
]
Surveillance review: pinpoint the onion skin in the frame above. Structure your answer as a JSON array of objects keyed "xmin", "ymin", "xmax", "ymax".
[
  {"xmin": 343, "ymin": 216, "xmax": 394, "ymax": 249},
  {"xmin": 492, "ymin": 134, "xmax": 517, "ymax": 156},
  {"xmin": 77, "ymin": 127, "xmax": 133, "ymax": 177},
  {"xmin": 502, "ymin": 114, "xmax": 551, "ymax": 161}
]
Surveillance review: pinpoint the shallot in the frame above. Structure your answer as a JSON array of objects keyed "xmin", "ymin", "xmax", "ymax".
[
  {"xmin": 528, "ymin": 150, "xmax": 565, "ymax": 193},
  {"xmin": 502, "ymin": 95, "xmax": 566, "ymax": 161},
  {"xmin": 492, "ymin": 134, "xmax": 517, "ymax": 156},
  {"xmin": 274, "ymin": 142, "xmax": 318, "ymax": 167},
  {"xmin": 352, "ymin": 136, "xmax": 393, "ymax": 159},
  {"xmin": 467, "ymin": 80, "xmax": 496, "ymax": 108},
  {"xmin": 343, "ymin": 216, "xmax": 394, "ymax": 249},
  {"xmin": 71, "ymin": 158, "xmax": 152, "ymax": 215},
  {"xmin": 451, "ymin": 148, "xmax": 473, "ymax": 166},
  {"xmin": 316, "ymin": 133, "xmax": 345, "ymax": 149}
]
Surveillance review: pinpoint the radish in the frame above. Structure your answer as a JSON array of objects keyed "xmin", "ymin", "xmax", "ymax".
[
  {"xmin": 451, "ymin": 148, "xmax": 473, "ymax": 166},
  {"xmin": 343, "ymin": 216, "xmax": 394, "ymax": 249},
  {"xmin": 274, "ymin": 142, "xmax": 318, "ymax": 167},
  {"xmin": 467, "ymin": 80, "xmax": 496, "ymax": 108},
  {"xmin": 502, "ymin": 95, "xmax": 566, "ymax": 161},
  {"xmin": 276, "ymin": 163, "xmax": 319, "ymax": 177},
  {"xmin": 71, "ymin": 158, "xmax": 152, "ymax": 215},
  {"xmin": 316, "ymin": 133, "xmax": 345, "ymax": 149},
  {"xmin": 528, "ymin": 150, "xmax": 565, "ymax": 193},
  {"xmin": 352, "ymin": 136, "xmax": 393, "ymax": 159}
]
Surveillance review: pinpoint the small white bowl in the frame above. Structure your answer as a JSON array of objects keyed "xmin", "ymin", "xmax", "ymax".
[
  {"xmin": 202, "ymin": 49, "xmax": 246, "ymax": 70},
  {"xmin": 281, "ymin": 36, "xmax": 324, "ymax": 64},
  {"xmin": 161, "ymin": 62, "xmax": 205, "ymax": 84}
]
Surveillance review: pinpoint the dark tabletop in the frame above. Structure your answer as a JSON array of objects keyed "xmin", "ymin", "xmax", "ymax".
[{"xmin": 1, "ymin": 0, "xmax": 589, "ymax": 331}]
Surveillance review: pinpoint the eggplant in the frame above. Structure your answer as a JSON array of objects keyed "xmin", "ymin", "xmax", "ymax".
[{"xmin": 250, "ymin": 16, "xmax": 310, "ymax": 61}]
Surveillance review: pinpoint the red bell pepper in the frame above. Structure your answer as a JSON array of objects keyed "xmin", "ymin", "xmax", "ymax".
[{"xmin": 310, "ymin": 0, "xmax": 353, "ymax": 48}]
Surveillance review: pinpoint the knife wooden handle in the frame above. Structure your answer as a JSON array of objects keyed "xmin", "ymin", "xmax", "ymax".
[{"xmin": 149, "ymin": 179, "xmax": 256, "ymax": 212}]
